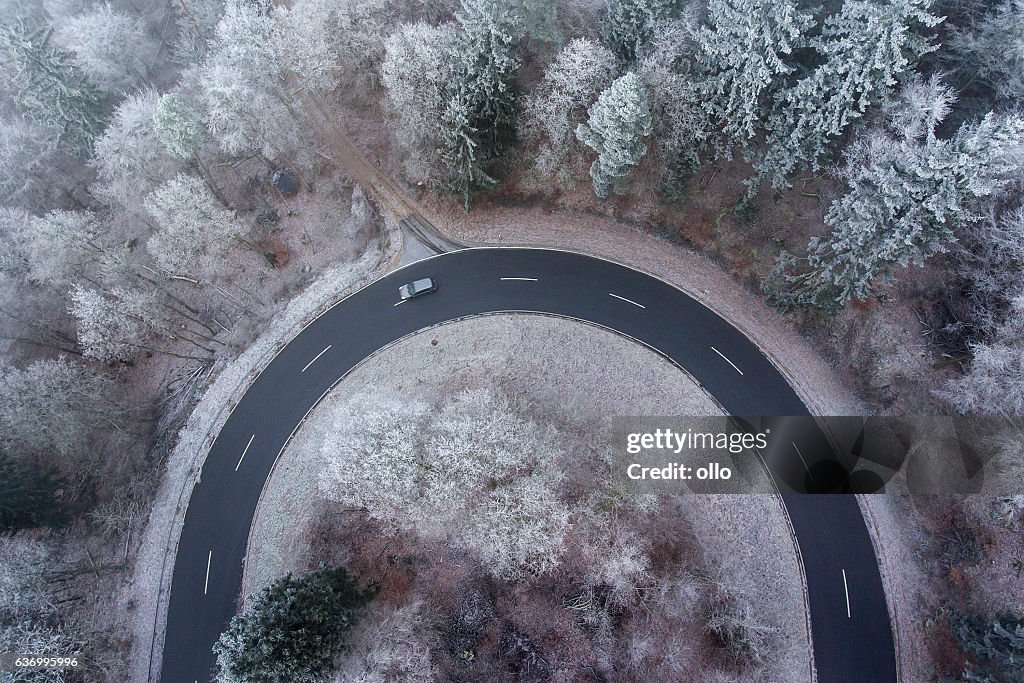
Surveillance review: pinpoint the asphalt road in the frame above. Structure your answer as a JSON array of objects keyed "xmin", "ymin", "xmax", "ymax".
[{"xmin": 159, "ymin": 248, "xmax": 896, "ymax": 682}]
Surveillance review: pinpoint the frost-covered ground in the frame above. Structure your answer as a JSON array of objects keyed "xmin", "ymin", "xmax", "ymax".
[{"xmin": 246, "ymin": 314, "xmax": 812, "ymax": 683}]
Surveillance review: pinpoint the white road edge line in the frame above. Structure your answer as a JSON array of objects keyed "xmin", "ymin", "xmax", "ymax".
[
  {"xmin": 234, "ymin": 435, "xmax": 255, "ymax": 472},
  {"xmin": 204, "ymin": 551, "xmax": 212, "ymax": 595},
  {"xmin": 300, "ymin": 345, "xmax": 332, "ymax": 373},
  {"xmin": 710, "ymin": 346, "xmax": 744, "ymax": 376},
  {"xmin": 500, "ymin": 277, "xmax": 539, "ymax": 281},
  {"xmin": 608, "ymin": 293, "xmax": 646, "ymax": 309},
  {"xmin": 393, "ymin": 299, "xmax": 406, "ymax": 307},
  {"xmin": 792, "ymin": 441, "xmax": 814, "ymax": 478},
  {"xmin": 842, "ymin": 569, "xmax": 851, "ymax": 618}
]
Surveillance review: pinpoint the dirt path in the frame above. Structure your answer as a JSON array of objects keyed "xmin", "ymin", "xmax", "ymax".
[{"xmin": 302, "ymin": 93, "xmax": 467, "ymax": 253}]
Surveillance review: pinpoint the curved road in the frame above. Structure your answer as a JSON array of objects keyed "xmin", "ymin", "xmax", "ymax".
[{"xmin": 159, "ymin": 248, "xmax": 895, "ymax": 682}]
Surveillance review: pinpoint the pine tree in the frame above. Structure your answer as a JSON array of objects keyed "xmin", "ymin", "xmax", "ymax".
[
  {"xmin": 698, "ymin": 0, "xmax": 813, "ymax": 149},
  {"xmin": 0, "ymin": 18, "xmax": 106, "ymax": 156},
  {"xmin": 214, "ymin": 567, "xmax": 373, "ymax": 683},
  {"xmin": 602, "ymin": 0, "xmax": 679, "ymax": 63},
  {"xmin": 576, "ymin": 72, "xmax": 653, "ymax": 198},
  {"xmin": 441, "ymin": 89, "xmax": 497, "ymax": 210},
  {"xmin": 758, "ymin": 0, "xmax": 942, "ymax": 188},
  {"xmin": 454, "ymin": 0, "xmax": 523, "ymax": 155},
  {"xmin": 771, "ymin": 78, "xmax": 1024, "ymax": 310}
]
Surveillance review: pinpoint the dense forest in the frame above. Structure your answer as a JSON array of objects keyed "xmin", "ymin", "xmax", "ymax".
[{"xmin": 1, "ymin": 0, "xmax": 1023, "ymax": 681}]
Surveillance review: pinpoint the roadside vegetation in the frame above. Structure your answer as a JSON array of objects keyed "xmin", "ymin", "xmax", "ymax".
[{"xmin": 0, "ymin": 0, "xmax": 1021, "ymax": 680}]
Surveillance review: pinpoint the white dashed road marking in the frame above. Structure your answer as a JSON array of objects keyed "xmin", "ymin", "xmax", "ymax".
[
  {"xmin": 393, "ymin": 299, "xmax": 406, "ymax": 307},
  {"xmin": 842, "ymin": 569, "xmax": 851, "ymax": 618},
  {"xmin": 710, "ymin": 346, "xmax": 744, "ymax": 375},
  {"xmin": 608, "ymin": 293, "xmax": 646, "ymax": 309},
  {"xmin": 500, "ymin": 277, "xmax": 539, "ymax": 281},
  {"xmin": 234, "ymin": 435, "xmax": 254, "ymax": 472},
  {"xmin": 793, "ymin": 441, "xmax": 814, "ymax": 478},
  {"xmin": 301, "ymin": 345, "xmax": 332, "ymax": 373},
  {"xmin": 204, "ymin": 551, "xmax": 212, "ymax": 596}
]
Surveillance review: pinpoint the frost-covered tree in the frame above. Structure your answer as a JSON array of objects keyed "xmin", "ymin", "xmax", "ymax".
[
  {"xmin": 772, "ymin": 79, "xmax": 1024, "ymax": 310},
  {"xmin": 0, "ymin": 357, "xmax": 114, "ymax": 461},
  {"xmin": 92, "ymin": 90, "xmax": 180, "ymax": 209},
  {"xmin": 758, "ymin": 0, "xmax": 942, "ymax": 188},
  {"xmin": 943, "ymin": 305, "xmax": 1024, "ymax": 415},
  {"xmin": 957, "ymin": 208, "xmax": 1024, "ymax": 334},
  {"xmin": 452, "ymin": 0, "xmax": 523, "ymax": 156},
  {"xmin": 576, "ymin": 72, "xmax": 653, "ymax": 198},
  {"xmin": 520, "ymin": 0, "xmax": 561, "ymax": 44},
  {"xmin": 151, "ymin": 91, "xmax": 227, "ymax": 205},
  {"xmin": 602, "ymin": 0, "xmax": 679, "ymax": 63},
  {"xmin": 319, "ymin": 388, "xmax": 569, "ymax": 580},
  {"xmin": 441, "ymin": 89, "xmax": 497, "ymax": 209},
  {"xmin": 332, "ymin": 602, "xmax": 434, "ymax": 683},
  {"xmin": 172, "ymin": 0, "xmax": 223, "ymax": 63},
  {"xmin": 521, "ymin": 38, "xmax": 618, "ymax": 186},
  {"xmin": 53, "ymin": 3, "xmax": 154, "ymax": 91},
  {"xmin": 276, "ymin": 0, "xmax": 393, "ymax": 93},
  {"xmin": 0, "ymin": 18, "xmax": 106, "ymax": 155},
  {"xmin": 0, "ymin": 116, "xmax": 60, "ymax": 208},
  {"xmin": 380, "ymin": 22, "xmax": 461, "ymax": 183},
  {"xmin": 214, "ymin": 567, "xmax": 372, "ymax": 683},
  {"xmin": 697, "ymin": 0, "xmax": 813, "ymax": 148},
  {"xmin": 201, "ymin": 0, "xmax": 304, "ymax": 161},
  {"xmin": 70, "ymin": 287, "xmax": 179, "ymax": 363},
  {"xmin": 951, "ymin": 610, "xmax": 1024, "ymax": 682},
  {"xmin": 639, "ymin": 17, "xmax": 711, "ymax": 192},
  {"xmin": 948, "ymin": 0, "xmax": 1024, "ymax": 105},
  {"xmin": 144, "ymin": 174, "xmax": 247, "ymax": 276},
  {"xmin": 22, "ymin": 210, "xmax": 106, "ymax": 289}
]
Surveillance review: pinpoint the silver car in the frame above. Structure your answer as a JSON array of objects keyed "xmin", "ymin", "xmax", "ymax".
[{"xmin": 398, "ymin": 277, "xmax": 437, "ymax": 300}]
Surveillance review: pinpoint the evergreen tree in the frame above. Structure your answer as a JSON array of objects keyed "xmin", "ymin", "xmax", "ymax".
[
  {"xmin": 698, "ymin": 0, "xmax": 813, "ymax": 149},
  {"xmin": 757, "ymin": 0, "xmax": 942, "ymax": 188},
  {"xmin": 771, "ymin": 78, "xmax": 1024, "ymax": 310},
  {"xmin": 576, "ymin": 72, "xmax": 653, "ymax": 198},
  {"xmin": 453, "ymin": 0, "xmax": 523, "ymax": 154},
  {"xmin": 0, "ymin": 18, "xmax": 106, "ymax": 156},
  {"xmin": 951, "ymin": 611, "xmax": 1024, "ymax": 682},
  {"xmin": 602, "ymin": 0, "xmax": 680, "ymax": 63},
  {"xmin": 438, "ymin": 0, "xmax": 523, "ymax": 206},
  {"xmin": 441, "ymin": 89, "xmax": 497, "ymax": 210},
  {"xmin": 213, "ymin": 567, "xmax": 373, "ymax": 683},
  {"xmin": 0, "ymin": 449, "xmax": 70, "ymax": 531}
]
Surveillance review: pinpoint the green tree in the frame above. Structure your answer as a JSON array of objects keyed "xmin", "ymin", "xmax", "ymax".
[
  {"xmin": 576, "ymin": 72, "xmax": 653, "ymax": 198},
  {"xmin": 0, "ymin": 18, "xmax": 106, "ymax": 156},
  {"xmin": 214, "ymin": 567, "xmax": 373, "ymax": 683}
]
